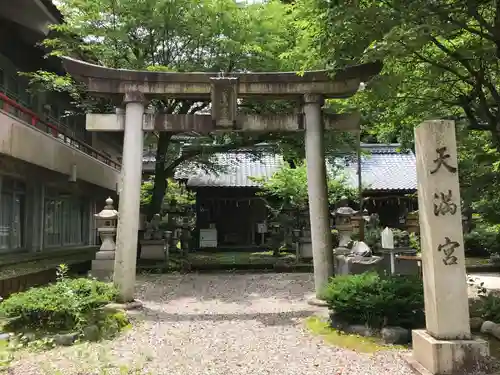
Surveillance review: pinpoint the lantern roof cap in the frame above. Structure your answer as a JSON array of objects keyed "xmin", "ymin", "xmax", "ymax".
[
  {"xmin": 95, "ymin": 197, "xmax": 118, "ymax": 219},
  {"xmin": 335, "ymin": 206, "xmax": 358, "ymax": 216}
]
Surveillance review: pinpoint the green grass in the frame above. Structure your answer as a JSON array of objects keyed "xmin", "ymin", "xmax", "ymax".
[{"xmin": 305, "ymin": 316, "xmax": 406, "ymax": 354}]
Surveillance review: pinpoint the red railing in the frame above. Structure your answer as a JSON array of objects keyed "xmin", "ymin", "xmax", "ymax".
[{"xmin": 0, "ymin": 92, "xmax": 121, "ymax": 170}]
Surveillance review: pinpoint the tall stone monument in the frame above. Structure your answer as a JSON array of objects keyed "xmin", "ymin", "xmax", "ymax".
[
  {"xmin": 410, "ymin": 120, "xmax": 489, "ymax": 374},
  {"xmin": 62, "ymin": 57, "xmax": 382, "ymax": 302}
]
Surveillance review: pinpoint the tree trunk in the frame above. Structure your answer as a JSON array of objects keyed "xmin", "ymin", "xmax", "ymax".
[{"xmin": 148, "ymin": 132, "xmax": 171, "ymax": 219}]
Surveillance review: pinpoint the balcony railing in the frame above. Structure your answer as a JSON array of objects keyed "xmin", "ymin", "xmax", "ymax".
[{"xmin": 0, "ymin": 92, "xmax": 120, "ymax": 170}]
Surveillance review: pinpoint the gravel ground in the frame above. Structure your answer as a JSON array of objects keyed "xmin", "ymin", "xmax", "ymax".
[{"xmin": 9, "ymin": 272, "xmax": 415, "ymax": 375}]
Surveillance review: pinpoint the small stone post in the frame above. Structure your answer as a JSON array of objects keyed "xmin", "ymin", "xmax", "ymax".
[
  {"xmin": 114, "ymin": 92, "xmax": 146, "ymax": 302},
  {"xmin": 381, "ymin": 227, "xmax": 395, "ymax": 275},
  {"xmin": 164, "ymin": 230, "xmax": 172, "ymax": 269},
  {"xmin": 92, "ymin": 197, "xmax": 118, "ymax": 280},
  {"xmin": 292, "ymin": 228, "xmax": 301, "ymax": 264},
  {"xmin": 409, "ymin": 120, "xmax": 489, "ymax": 374},
  {"xmin": 304, "ymin": 94, "xmax": 334, "ymax": 298}
]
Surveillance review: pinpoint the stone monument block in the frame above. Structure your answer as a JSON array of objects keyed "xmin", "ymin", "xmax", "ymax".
[
  {"xmin": 335, "ymin": 254, "xmax": 384, "ymax": 276},
  {"xmin": 409, "ymin": 120, "xmax": 489, "ymax": 374}
]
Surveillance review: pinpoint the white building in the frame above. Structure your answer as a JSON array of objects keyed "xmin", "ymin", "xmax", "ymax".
[{"xmin": 0, "ymin": 1, "xmax": 121, "ymax": 257}]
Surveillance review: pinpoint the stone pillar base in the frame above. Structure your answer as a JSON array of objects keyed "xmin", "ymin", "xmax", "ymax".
[
  {"xmin": 407, "ymin": 329, "xmax": 489, "ymax": 375},
  {"xmin": 139, "ymin": 240, "xmax": 165, "ymax": 260},
  {"xmin": 91, "ymin": 259, "xmax": 115, "ymax": 281},
  {"xmin": 307, "ymin": 297, "xmax": 329, "ymax": 307}
]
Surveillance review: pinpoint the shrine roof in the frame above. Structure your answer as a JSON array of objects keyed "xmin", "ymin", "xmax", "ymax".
[
  {"xmin": 61, "ymin": 57, "xmax": 382, "ymax": 99},
  {"xmin": 174, "ymin": 143, "xmax": 417, "ymax": 191},
  {"xmin": 341, "ymin": 144, "xmax": 417, "ymax": 191}
]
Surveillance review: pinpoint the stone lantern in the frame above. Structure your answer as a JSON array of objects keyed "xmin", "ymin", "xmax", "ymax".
[
  {"xmin": 92, "ymin": 197, "xmax": 118, "ymax": 281},
  {"xmin": 334, "ymin": 206, "xmax": 358, "ymax": 249}
]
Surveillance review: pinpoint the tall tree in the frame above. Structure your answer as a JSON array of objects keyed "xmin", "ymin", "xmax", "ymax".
[
  {"xmin": 282, "ymin": 0, "xmax": 500, "ymax": 226},
  {"xmin": 287, "ymin": 0, "xmax": 500, "ymax": 148}
]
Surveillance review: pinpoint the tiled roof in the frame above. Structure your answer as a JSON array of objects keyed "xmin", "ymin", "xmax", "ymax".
[
  {"xmin": 184, "ymin": 152, "xmax": 285, "ymax": 187},
  {"xmin": 179, "ymin": 143, "xmax": 417, "ymax": 191},
  {"xmin": 340, "ymin": 144, "xmax": 417, "ymax": 191}
]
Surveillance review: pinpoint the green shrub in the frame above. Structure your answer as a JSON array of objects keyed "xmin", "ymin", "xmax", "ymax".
[
  {"xmin": 468, "ymin": 277, "xmax": 500, "ymax": 322},
  {"xmin": 473, "ymin": 294, "xmax": 500, "ymax": 322},
  {"xmin": 409, "ymin": 233, "xmax": 421, "ymax": 253},
  {"xmin": 99, "ymin": 311, "xmax": 131, "ymax": 339},
  {"xmin": 0, "ymin": 277, "xmax": 118, "ymax": 332},
  {"xmin": 464, "ymin": 224, "xmax": 500, "ymax": 257},
  {"xmin": 320, "ymin": 272, "xmax": 425, "ymax": 329}
]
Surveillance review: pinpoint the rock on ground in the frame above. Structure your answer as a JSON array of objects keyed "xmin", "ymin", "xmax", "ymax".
[{"xmin": 10, "ymin": 272, "xmax": 416, "ymax": 375}]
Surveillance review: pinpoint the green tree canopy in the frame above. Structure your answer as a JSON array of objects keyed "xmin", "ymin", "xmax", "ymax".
[
  {"xmin": 287, "ymin": 0, "xmax": 500, "ymax": 147},
  {"xmin": 251, "ymin": 162, "xmax": 357, "ymax": 212}
]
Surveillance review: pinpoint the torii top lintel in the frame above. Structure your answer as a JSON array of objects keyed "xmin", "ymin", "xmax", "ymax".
[{"xmin": 62, "ymin": 57, "xmax": 382, "ymax": 100}]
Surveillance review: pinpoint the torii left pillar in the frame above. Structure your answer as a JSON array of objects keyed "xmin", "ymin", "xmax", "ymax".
[
  {"xmin": 114, "ymin": 92, "xmax": 145, "ymax": 302},
  {"xmin": 304, "ymin": 94, "xmax": 334, "ymax": 297}
]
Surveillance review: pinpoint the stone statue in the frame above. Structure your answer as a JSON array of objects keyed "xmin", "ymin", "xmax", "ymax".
[
  {"xmin": 144, "ymin": 213, "xmax": 162, "ymax": 240},
  {"xmin": 152, "ymin": 214, "xmax": 163, "ymax": 240}
]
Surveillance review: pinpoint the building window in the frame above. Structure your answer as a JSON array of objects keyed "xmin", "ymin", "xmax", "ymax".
[
  {"xmin": 0, "ymin": 177, "xmax": 26, "ymax": 252},
  {"xmin": 44, "ymin": 190, "xmax": 88, "ymax": 248}
]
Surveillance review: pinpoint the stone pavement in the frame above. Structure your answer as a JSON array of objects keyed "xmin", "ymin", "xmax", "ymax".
[
  {"xmin": 469, "ymin": 272, "xmax": 500, "ymax": 291},
  {"xmin": 9, "ymin": 273, "xmax": 414, "ymax": 375}
]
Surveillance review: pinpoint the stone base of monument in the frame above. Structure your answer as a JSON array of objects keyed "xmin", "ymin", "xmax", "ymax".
[
  {"xmin": 335, "ymin": 255, "xmax": 384, "ymax": 276},
  {"xmin": 139, "ymin": 240, "xmax": 165, "ymax": 260},
  {"xmin": 406, "ymin": 329, "xmax": 490, "ymax": 375},
  {"xmin": 378, "ymin": 254, "xmax": 420, "ymax": 276}
]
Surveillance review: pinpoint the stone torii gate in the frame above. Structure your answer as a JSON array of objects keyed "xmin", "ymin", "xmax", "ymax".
[{"xmin": 62, "ymin": 57, "xmax": 381, "ymax": 302}]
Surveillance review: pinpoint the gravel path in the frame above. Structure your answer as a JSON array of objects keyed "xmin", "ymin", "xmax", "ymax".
[{"xmin": 10, "ymin": 272, "xmax": 414, "ymax": 375}]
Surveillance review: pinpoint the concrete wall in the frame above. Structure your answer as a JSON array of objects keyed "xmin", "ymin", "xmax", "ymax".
[
  {"xmin": 0, "ymin": 0, "xmax": 60, "ymax": 36},
  {"xmin": 92, "ymin": 133, "xmax": 123, "ymax": 163},
  {"xmin": 0, "ymin": 110, "xmax": 120, "ymax": 191}
]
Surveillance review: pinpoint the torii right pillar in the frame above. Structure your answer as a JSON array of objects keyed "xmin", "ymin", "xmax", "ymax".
[{"xmin": 304, "ymin": 94, "xmax": 334, "ymax": 297}]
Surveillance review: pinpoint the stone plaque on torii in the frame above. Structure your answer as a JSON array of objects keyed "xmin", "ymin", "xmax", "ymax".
[{"xmin": 62, "ymin": 57, "xmax": 382, "ymax": 302}]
